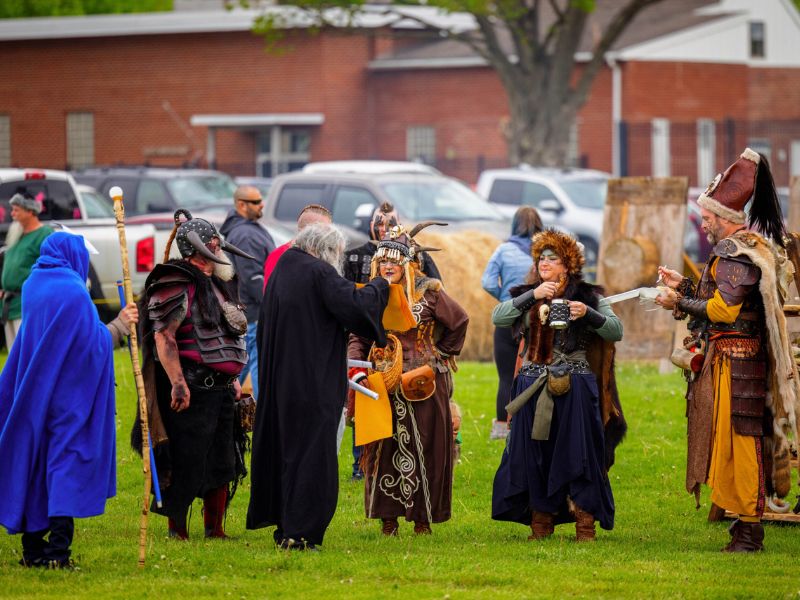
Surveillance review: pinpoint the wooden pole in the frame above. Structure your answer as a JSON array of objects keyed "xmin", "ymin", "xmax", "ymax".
[{"xmin": 110, "ymin": 186, "xmax": 152, "ymax": 568}]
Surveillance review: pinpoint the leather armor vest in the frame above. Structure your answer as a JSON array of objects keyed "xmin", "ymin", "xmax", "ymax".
[
  {"xmin": 696, "ymin": 238, "xmax": 767, "ymax": 436},
  {"xmin": 146, "ymin": 261, "xmax": 247, "ymax": 369}
]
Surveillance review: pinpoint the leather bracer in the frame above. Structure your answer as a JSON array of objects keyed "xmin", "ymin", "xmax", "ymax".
[
  {"xmin": 512, "ymin": 289, "xmax": 536, "ymax": 312},
  {"xmin": 677, "ymin": 297, "xmax": 708, "ymax": 320},
  {"xmin": 583, "ymin": 305, "xmax": 606, "ymax": 329}
]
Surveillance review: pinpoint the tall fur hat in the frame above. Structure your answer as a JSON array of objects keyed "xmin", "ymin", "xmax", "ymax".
[
  {"xmin": 531, "ymin": 229, "xmax": 584, "ymax": 275},
  {"xmin": 697, "ymin": 147, "xmax": 785, "ymax": 245}
]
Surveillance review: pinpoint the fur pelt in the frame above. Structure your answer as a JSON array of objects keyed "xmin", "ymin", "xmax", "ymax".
[
  {"xmin": 726, "ymin": 231, "xmax": 800, "ymax": 497},
  {"xmin": 531, "ymin": 229, "xmax": 585, "ymax": 276}
]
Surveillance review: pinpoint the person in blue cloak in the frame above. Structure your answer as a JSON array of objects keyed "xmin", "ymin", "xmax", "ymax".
[{"xmin": 0, "ymin": 232, "xmax": 137, "ymax": 569}]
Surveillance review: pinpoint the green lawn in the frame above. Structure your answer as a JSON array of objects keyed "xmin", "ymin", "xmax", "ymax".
[{"xmin": 0, "ymin": 351, "xmax": 798, "ymax": 598}]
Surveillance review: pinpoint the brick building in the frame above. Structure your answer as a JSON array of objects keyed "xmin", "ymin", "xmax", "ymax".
[{"xmin": 0, "ymin": 0, "xmax": 799, "ymax": 185}]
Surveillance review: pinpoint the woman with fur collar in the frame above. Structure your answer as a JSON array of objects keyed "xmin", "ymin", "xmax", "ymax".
[
  {"xmin": 348, "ymin": 224, "xmax": 469, "ymax": 537},
  {"xmin": 491, "ymin": 229, "xmax": 625, "ymax": 542}
]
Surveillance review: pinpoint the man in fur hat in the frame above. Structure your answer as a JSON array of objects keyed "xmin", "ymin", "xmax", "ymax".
[
  {"xmin": 656, "ymin": 148, "xmax": 800, "ymax": 552},
  {"xmin": 137, "ymin": 209, "xmax": 256, "ymax": 540},
  {"xmin": 1, "ymin": 193, "xmax": 52, "ymax": 349}
]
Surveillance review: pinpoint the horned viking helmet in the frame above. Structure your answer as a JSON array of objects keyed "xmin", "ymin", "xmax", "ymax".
[{"xmin": 173, "ymin": 208, "xmax": 256, "ymax": 264}]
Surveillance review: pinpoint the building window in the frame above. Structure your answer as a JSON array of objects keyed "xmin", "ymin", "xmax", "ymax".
[
  {"xmin": 406, "ymin": 126, "xmax": 436, "ymax": 164},
  {"xmin": 651, "ymin": 118, "xmax": 671, "ymax": 177},
  {"xmin": 66, "ymin": 112, "xmax": 94, "ymax": 169},
  {"xmin": 750, "ymin": 22, "xmax": 765, "ymax": 58},
  {"xmin": 0, "ymin": 115, "xmax": 9, "ymax": 167},
  {"xmin": 696, "ymin": 119, "xmax": 716, "ymax": 185},
  {"xmin": 256, "ymin": 127, "xmax": 310, "ymax": 177}
]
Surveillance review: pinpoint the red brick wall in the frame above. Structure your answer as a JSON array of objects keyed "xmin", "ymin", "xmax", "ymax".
[
  {"xmin": 0, "ymin": 30, "xmax": 373, "ymax": 172},
  {"xmin": 621, "ymin": 61, "xmax": 750, "ymax": 184},
  {"xmin": 1, "ymin": 31, "xmax": 798, "ymax": 185},
  {"xmin": 369, "ymin": 64, "xmax": 615, "ymax": 182}
]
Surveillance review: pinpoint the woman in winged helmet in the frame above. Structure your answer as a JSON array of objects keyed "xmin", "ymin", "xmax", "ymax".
[{"xmin": 348, "ymin": 222, "xmax": 468, "ymax": 536}]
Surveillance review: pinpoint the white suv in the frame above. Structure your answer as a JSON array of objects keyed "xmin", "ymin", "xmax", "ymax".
[{"xmin": 476, "ymin": 166, "xmax": 610, "ymax": 278}]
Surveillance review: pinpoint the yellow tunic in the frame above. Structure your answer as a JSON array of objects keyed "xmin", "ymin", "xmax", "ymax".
[{"xmin": 704, "ymin": 263, "xmax": 761, "ymax": 518}]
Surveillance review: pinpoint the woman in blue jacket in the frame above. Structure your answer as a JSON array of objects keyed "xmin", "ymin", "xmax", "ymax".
[{"xmin": 481, "ymin": 206, "xmax": 542, "ymax": 440}]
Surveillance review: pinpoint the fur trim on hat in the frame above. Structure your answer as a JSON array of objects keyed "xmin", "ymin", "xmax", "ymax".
[
  {"xmin": 9, "ymin": 193, "xmax": 42, "ymax": 215},
  {"xmin": 697, "ymin": 194, "xmax": 747, "ymax": 224},
  {"xmin": 740, "ymin": 147, "xmax": 760, "ymax": 164},
  {"xmin": 531, "ymin": 229, "xmax": 584, "ymax": 275}
]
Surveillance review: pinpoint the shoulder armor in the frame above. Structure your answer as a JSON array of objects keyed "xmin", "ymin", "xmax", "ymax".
[
  {"xmin": 146, "ymin": 264, "xmax": 193, "ymax": 327},
  {"xmin": 716, "ymin": 257, "xmax": 760, "ymax": 306},
  {"xmin": 714, "ymin": 237, "xmax": 756, "ymax": 267}
]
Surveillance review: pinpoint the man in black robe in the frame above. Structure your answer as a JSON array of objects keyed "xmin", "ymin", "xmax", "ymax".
[{"xmin": 246, "ymin": 223, "xmax": 389, "ymax": 550}]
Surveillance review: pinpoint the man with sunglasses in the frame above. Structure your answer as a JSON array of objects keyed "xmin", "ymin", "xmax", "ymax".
[{"xmin": 220, "ymin": 186, "xmax": 276, "ymax": 399}]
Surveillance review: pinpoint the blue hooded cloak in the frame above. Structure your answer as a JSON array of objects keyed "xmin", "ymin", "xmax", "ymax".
[{"xmin": 0, "ymin": 232, "xmax": 116, "ymax": 534}]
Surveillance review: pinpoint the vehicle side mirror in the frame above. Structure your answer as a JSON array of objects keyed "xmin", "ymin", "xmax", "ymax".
[{"xmin": 538, "ymin": 199, "xmax": 562, "ymax": 214}]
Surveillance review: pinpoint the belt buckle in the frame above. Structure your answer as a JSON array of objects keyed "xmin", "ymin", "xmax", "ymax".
[{"xmin": 204, "ymin": 374, "xmax": 215, "ymax": 388}]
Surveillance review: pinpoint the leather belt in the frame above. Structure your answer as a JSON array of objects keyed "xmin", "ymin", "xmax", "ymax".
[
  {"xmin": 182, "ymin": 362, "xmax": 237, "ymax": 390},
  {"xmin": 519, "ymin": 361, "xmax": 592, "ymax": 377}
]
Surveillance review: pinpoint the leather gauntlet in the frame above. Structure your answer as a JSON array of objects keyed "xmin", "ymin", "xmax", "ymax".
[
  {"xmin": 512, "ymin": 289, "xmax": 536, "ymax": 312},
  {"xmin": 583, "ymin": 305, "xmax": 607, "ymax": 329},
  {"xmin": 677, "ymin": 297, "xmax": 708, "ymax": 319}
]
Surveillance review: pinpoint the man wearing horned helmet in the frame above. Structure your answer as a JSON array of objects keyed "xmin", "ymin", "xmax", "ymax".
[{"xmin": 136, "ymin": 209, "xmax": 257, "ymax": 540}]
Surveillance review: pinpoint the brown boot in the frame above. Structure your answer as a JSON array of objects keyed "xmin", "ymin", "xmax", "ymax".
[
  {"xmin": 413, "ymin": 522, "xmax": 432, "ymax": 535},
  {"xmin": 574, "ymin": 507, "xmax": 596, "ymax": 542},
  {"xmin": 722, "ymin": 519, "xmax": 764, "ymax": 553},
  {"xmin": 528, "ymin": 511, "xmax": 555, "ymax": 540},
  {"xmin": 381, "ymin": 518, "xmax": 399, "ymax": 536}
]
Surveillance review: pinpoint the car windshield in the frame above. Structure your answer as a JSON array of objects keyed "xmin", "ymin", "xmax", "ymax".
[
  {"xmin": 379, "ymin": 178, "xmax": 501, "ymax": 221},
  {"xmin": 558, "ymin": 179, "xmax": 608, "ymax": 210},
  {"xmin": 166, "ymin": 175, "xmax": 236, "ymax": 209},
  {"xmin": 80, "ymin": 189, "xmax": 115, "ymax": 218}
]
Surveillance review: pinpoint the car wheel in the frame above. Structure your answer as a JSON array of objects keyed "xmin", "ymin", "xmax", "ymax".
[
  {"xmin": 87, "ymin": 263, "xmax": 115, "ymax": 323},
  {"xmin": 579, "ymin": 236, "xmax": 599, "ymax": 283}
]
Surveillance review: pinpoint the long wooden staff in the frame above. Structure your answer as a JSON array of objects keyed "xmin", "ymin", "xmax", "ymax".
[{"xmin": 110, "ymin": 186, "xmax": 152, "ymax": 568}]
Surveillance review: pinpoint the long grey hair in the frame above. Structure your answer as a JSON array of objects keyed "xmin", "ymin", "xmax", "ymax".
[{"xmin": 293, "ymin": 223, "xmax": 346, "ymax": 276}]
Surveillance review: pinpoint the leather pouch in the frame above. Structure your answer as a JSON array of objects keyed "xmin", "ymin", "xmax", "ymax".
[
  {"xmin": 400, "ymin": 365, "xmax": 436, "ymax": 401},
  {"xmin": 235, "ymin": 394, "xmax": 256, "ymax": 433},
  {"xmin": 547, "ymin": 364, "xmax": 571, "ymax": 395}
]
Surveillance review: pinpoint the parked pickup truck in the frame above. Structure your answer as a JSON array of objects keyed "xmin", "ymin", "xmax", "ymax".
[{"xmin": 0, "ymin": 169, "xmax": 156, "ymax": 321}]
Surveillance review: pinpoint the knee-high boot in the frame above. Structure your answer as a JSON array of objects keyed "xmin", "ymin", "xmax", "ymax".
[
  {"xmin": 203, "ymin": 486, "xmax": 228, "ymax": 539},
  {"xmin": 529, "ymin": 512, "xmax": 555, "ymax": 540},
  {"xmin": 574, "ymin": 506, "xmax": 596, "ymax": 542}
]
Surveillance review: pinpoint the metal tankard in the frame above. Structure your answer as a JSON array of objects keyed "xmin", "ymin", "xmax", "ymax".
[{"xmin": 548, "ymin": 299, "xmax": 570, "ymax": 329}]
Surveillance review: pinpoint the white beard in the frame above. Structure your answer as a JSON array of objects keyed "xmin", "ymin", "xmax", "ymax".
[
  {"xmin": 5, "ymin": 221, "xmax": 23, "ymax": 248},
  {"xmin": 212, "ymin": 249, "xmax": 235, "ymax": 281}
]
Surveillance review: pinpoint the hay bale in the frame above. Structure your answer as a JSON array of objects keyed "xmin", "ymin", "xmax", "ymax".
[{"xmin": 416, "ymin": 230, "xmax": 504, "ymax": 362}]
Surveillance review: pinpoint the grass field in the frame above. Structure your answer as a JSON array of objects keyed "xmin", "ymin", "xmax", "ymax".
[{"xmin": 1, "ymin": 351, "xmax": 798, "ymax": 599}]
